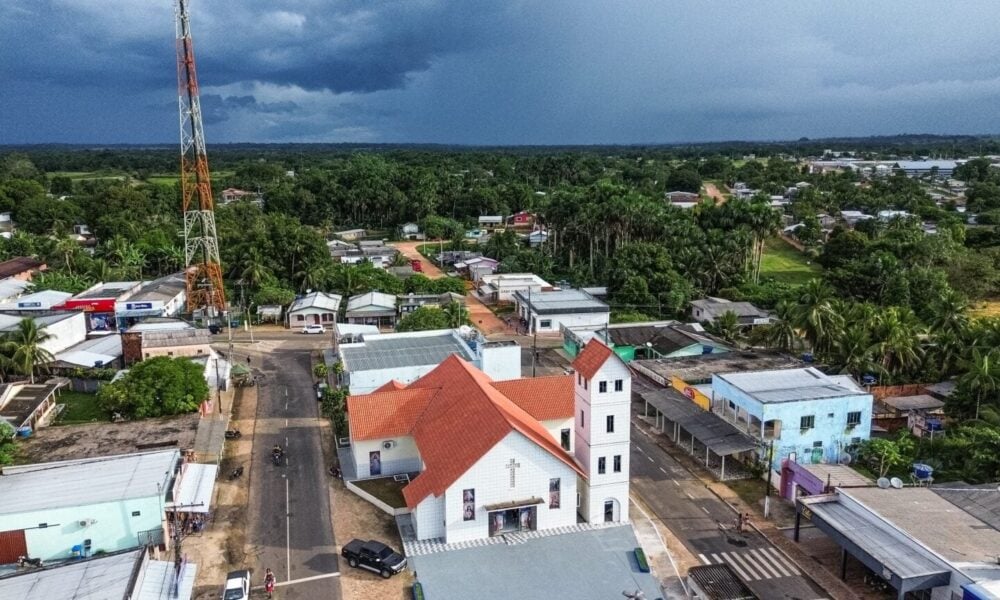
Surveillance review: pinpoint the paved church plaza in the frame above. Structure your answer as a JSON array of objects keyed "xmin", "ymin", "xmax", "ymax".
[{"xmin": 410, "ymin": 524, "xmax": 662, "ymax": 600}]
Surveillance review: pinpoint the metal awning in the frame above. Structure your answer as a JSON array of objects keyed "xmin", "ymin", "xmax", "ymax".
[
  {"xmin": 483, "ymin": 497, "xmax": 545, "ymax": 512},
  {"xmin": 641, "ymin": 387, "xmax": 759, "ymax": 455},
  {"xmin": 797, "ymin": 495, "xmax": 951, "ymax": 595},
  {"xmin": 641, "ymin": 387, "xmax": 758, "ymax": 456},
  {"xmin": 168, "ymin": 463, "xmax": 218, "ymax": 513}
]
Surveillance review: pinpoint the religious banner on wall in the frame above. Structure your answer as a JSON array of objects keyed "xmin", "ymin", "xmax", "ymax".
[
  {"xmin": 549, "ymin": 478, "xmax": 560, "ymax": 509},
  {"xmin": 463, "ymin": 489, "xmax": 475, "ymax": 521}
]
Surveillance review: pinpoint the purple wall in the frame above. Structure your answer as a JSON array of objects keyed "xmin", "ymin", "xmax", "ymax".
[{"xmin": 779, "ymin": 459, "xmax": 827, "ymax": 501}]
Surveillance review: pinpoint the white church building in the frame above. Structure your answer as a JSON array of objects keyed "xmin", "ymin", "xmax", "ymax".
[{"xmin": 345, "ymin": 339, "xmax": 630, "ymax": 543}]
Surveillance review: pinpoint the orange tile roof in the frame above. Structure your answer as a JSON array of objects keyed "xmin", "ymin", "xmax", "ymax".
[
  {"xmin": 347, "ymin": 355, "xmax": 586, "ymax": 508},
  {"xmin": 371, "ymin": 380, "xmax": 405, "ymax": 393},
  {"xmin": 490, "ymin": 376, "xmax": 574, "ymax": 421},
  {"xmin": 572, "ymin": 338, "xmax": 614, "ymax": 379},
  {"xmin": 346, "ymin": 388, "xmax": 436, "ymax": 439}
]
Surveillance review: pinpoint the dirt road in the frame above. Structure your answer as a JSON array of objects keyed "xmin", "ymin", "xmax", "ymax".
[
  {"xmin": 703, "ymin": 182, "xmax": 727, "ymax": 205},
  {"xmin": 390, "ymin": 241, "xmax": 444, "ymax": 278}
]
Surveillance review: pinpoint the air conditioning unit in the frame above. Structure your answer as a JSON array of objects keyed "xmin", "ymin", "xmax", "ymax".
[
  {"xmin": 382, "ymin": 440, "xmax": 396, "ymax": 450},
  {"xmin": 78, "ymin": 519, "xmax": 97, "ymax": 527}
]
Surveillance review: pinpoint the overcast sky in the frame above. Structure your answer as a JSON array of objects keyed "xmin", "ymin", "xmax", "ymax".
[{"xmin": 3, "ymin": 1, "xmax": 1000, "ymax": 145}]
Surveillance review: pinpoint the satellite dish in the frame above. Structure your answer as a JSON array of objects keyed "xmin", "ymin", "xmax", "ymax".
[
  {"xmin": 877, "ymin": 477, "xmax": 891, "ymax": 489},
  {"xmin": 839, "ymin": 453, "xmax": 852, "ymax": 465},
  {"xmin": 890, "ymin": 477, "xmax": 903, "ymax": 489}
]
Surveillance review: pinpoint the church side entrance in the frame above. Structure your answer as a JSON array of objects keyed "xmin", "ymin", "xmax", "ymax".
[{"xmin": 488, "ymin": 506, "xmax": 536, "ymax": 536}]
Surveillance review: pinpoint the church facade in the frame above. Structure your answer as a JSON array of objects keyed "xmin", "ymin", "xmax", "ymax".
[{"xmin": 345, "ymin": 339, "xmax": 630, "ymax": 543}]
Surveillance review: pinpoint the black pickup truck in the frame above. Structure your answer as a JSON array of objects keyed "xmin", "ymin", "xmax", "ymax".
[{"xmin": 341, "ymin": 539, "xmax": 407, "ymax": 578}]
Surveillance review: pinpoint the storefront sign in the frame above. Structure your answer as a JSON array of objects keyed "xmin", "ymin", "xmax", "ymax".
[
  {"xmin": 17, "ymin": 301, "xmax": 41, "ymax": 308},
  {"xmin": 670, "ymin": 376, "xmax": 711, "ymax": 411}
]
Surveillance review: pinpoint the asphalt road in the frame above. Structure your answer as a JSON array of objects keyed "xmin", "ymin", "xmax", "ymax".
[
  {"xmin": 246, "ymin": 339, "xmax": 341, "ymax": 599},
  {"xmin": 629, "ymin": 395, "xmax": 828, "ymax": 600}
]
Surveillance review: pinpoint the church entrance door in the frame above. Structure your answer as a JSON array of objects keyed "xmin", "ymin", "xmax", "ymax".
[{"xmin": 488, "ymin": 506, "xmax": 536, "ymax": 536}]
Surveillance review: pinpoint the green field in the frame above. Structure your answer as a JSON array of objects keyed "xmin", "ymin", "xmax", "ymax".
[
  {"xmin": 48, "ymin": 171, "xmax": 125, "ymax": 181},
  {"xmin": 55, "ymin": 391, "xmax": 105, "ymax": 424},
  {"xmin": 759, "ymin": 237, "xmax": 820, "ymax": 285}
]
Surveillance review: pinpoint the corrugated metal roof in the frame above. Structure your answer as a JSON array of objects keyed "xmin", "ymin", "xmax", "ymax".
[
  {"xmin": 0, "ymin": 549, "xmax": 140, "ymax": 599},
  {"xmin": 127, "ymin": 273, "xmax": 186, "ymax": 303},
  {"xmin": 340, "ymin": 330, "xmax": 474, "ymax": 372},
  {"xmin": 640, "ymin": 387, "xmax": 758, "ymax": 456},
  {"xmin": 75, "ymin": 281, "xmax": 140, "ymax": 300},
  {"xmin": 346, "ymin": 291, "xmax": 396, "ymax": 312},
  {"xmin": 288, "ymin": 291, "xmax": 342, "ymax": 313},
  {"xmin": 0, "ymin": 449, "xmax": 178, "ymax": 514},
  {"xmin": 717, "ymin": 368, "xmax": 865, "ymax": 404},
  {"xmin": 516, "ymin": 289, "xmax": 609, "ymax": 315},
  {"xmin": 0, "ymin": 277, "xmax": 29, "ymax": 301}
]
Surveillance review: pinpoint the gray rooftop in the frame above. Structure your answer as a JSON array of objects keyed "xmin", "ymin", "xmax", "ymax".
[
  {"xmin": 842, "ymin": 487, "xmax": 1000, "ymax": 563},
  {"xmin": 691, "ymin": 298, "xmax": 769, "ymax": 319},
  {"xmin": 879, "ymin": 394, "xmax": 945, "ymax": 412},
  {"xmin": 340, "ymin": 330, "xmax": 474, "ymax": 372},
  {"xmin": 346, "ymin": 291, "xmax": 397, "ymax": 312},
  {"xmin": 75, "ymin": 281, "xmax": 139, "ymax": 300},
  {"xmin": 933, "ymin": 484, "xmax": 1000, "ymax": 531},
  {"xmin": 716, "ymin": 368, "xmax": 866, "ymax": 404},
  {"xmin": 632, "ymin": 351, "xmax": 805, "ymax": 384},
  {"xmin": 0, "ymin": 312, "xmax": 79, "ymax": 333},
  {"xmin": 514, "ymin": 289, "xmax": 609, "ymax": 315},
  {"xmin": 288, "ymin": 291, "xmax": 342, "ymax": 314},
  {"xmin": 128, "ymin": 273, "xmax": 186, "ymax": 303},
  {"xmin": 0, "ymin": 449, "xmax": 178, "ymax": 515},
  {"xmin": 799, "ymin": 494, "xmax": 950, "ymax": 580}
]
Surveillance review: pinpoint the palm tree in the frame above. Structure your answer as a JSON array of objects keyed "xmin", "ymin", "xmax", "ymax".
[
  {"xmin": 868, "ymin": 308, "xmax": 924, "ymax": 381},
  {"xmin": 751, "ymin": 301, "xmax": 801, "ymax": 352},
  {"xmin": 831, "ymin": 324, "xmax": 875, "ymax": 379},
  {"xmin": 794, "ymin": 279, "xmax": 842, "ymax": 353},
  {"xmin": 4, "ymin": 319, "xmax": 55, "ymax": 384},
  {"xmin": 930, "ymin": 291, "xmax": 969, "ymax": 336},
  {"xmin": 960, "ymin": 348, "xmax": 1000, "ymax": 420},
  {"xmin": 54, "ymin": 236, "xmax": 81, "ymax": 275},
  {"xmin": 443, "ymin": 301, "xmax": 467, "ymax": 328},
  {"xmin": 707, "ymin": 310, "xmax": 743, "ymax": 346}
]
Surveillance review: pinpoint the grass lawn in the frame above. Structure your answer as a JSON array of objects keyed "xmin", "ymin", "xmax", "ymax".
[
  {"xmin": 55, "ymin": 391, "xmax": 105, "ymax": 424},
  {"xmin": 759, "ymin": 237, "xmax": 821, "ymax": 285},
  {"xmin": 971, "ymin": 299, "xmax": 1000, "ymax": 319},
  {"xmin": 727, "ymin": 478, "xmax": 766, "ymax": 508},
  {"xmin": 353, "ymin": 476, "xmax": 408, "ymax": 509},
  {"xmin": 145, "ymin": 176, "xmax": 180, "ymax": 185},
  {"xmin": 48, "ymin": 171, "xmax": 125, "ymax": 181}
]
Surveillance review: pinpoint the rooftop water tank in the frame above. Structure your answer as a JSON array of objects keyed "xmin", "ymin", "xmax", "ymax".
[{"xmin": 913, "ymin": 463, "xmax": 934, "ymax": 480}]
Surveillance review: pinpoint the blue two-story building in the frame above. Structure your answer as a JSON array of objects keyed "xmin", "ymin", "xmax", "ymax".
[{"xmin": 710, "ymin": 367, "xmax": 873, "ymax": 471}]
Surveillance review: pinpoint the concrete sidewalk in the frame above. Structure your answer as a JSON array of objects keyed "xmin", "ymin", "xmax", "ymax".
[
  {"xmin": 630, "ymin": 497, "xmax": 689, "ymax": 598},
  {"xmin": 634, "ymin": 416, "xmax": 861, "ymax": 600}
]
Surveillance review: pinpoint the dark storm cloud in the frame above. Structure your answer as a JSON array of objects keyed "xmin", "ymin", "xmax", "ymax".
[{"xmin": 4, "ymin": 0, "xmax": 1000, "ymax": 144}]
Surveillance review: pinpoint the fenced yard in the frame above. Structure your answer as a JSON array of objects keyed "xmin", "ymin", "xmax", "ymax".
[{"xmin": 759, "ymin": 237, "xmax": 821, "ymax": 285}]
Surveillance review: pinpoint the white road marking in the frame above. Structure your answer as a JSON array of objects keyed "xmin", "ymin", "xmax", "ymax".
[
  {"xmin": 672, "ymin": 480, "xmax": 680, "ymax": 487},
  {"xmin": 726, "ymin": 551, "xmax": 762, "ymax": 581},
  {"xmin": 762, "ymin": 546, "xmax": 801, "ymax": 575},
  {"xmin": 698, "ymin": 553, "xmax": 710, "ymax": 565},
  {"xmin": 286, "ymin": 478, "xmax": 291, "ymax": 580},
  {"xmin": 646, "ymin": 456, "xmax": 654, "ymax": 462},
  {"xmin": 285, "ymin": 418, "xmax": 289, "ymax": 426},
  {"xmin": 714, "ymin": 553, "xmax": 751, "ymax": 581},
  {"xmin": 636, "ymin": 445, "xmax": 645, "ymax": 454},
  {"xmin": 750, "ymin": 548, "xmax": 784, "ymax": 579},
  {"xmin": 685, "ymin": 492, "xmax": 694, "ymax": 500},
  {"xmin": 277, "ymin": 572, "xmax": 341, "ymax": 587},
  {"xmin": 701, "ymin": 506, "xmax": 710, "ymax": 514},
  {"xmin": 659, "ymin": 467, "xmax": 667, "ymax": 474}
]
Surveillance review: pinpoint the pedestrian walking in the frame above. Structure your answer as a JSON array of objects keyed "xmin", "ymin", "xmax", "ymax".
[{"xmin": 264, "ymin": 568, "xmax": 276, "ymax": 598}]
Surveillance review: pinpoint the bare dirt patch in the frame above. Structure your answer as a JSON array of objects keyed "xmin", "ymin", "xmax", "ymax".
[
  {"xmin": 323, "ymin": 419, "xmax": 413, "ymax": 599},
  {"xmin": 15, "ymin": 412, "xmax": 200, "ymax": 463}
]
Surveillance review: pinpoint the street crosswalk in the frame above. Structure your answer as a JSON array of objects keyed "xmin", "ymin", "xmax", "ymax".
[{"xmin": 698, "ymin": 547, "xmax": 802, "ymax": 581}]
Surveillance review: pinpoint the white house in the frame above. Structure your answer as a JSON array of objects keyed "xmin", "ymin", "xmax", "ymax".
[
  {"xmin": 345, "ymin": 339, "xmax": 629, "ymax": 543},
  {"xmin": 513, "ymin": 288, "xmax": 610, "ymax": 334},
  {"xmin": 286, "ymin": 291, "xmax": 342, "ymax": 328},
  {"xmin": 345, "ymin": 291, "xmax": 397, "ymax": 329},
  {"xmin": 0, "ymin": 450, "xmax": 181, "ymax": 562},
  {"xmin": 114, "ymin": 272, "xmax": 187, "ymax": 328},
  {"xmin": 477, "ymin": 273, "xmax": 550, "ymax": 304},
  {"xmin": 400, "ymin": 222, "xmax": 424, "ymax": 240},
  {"xmin": 338, "ymin": 328, "xmax": 520, "ymax": 394}
]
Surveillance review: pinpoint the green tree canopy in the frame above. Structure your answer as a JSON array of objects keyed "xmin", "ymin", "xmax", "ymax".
[
  {"xmin": 97, "ymin": 357, "xmax": 209, "ymax": 419},
  {"xmin": 396, "ymin": 307, "xmax": 452, "ymax": 332}
]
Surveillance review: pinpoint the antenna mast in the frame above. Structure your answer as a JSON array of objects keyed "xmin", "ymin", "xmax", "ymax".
[{"xmin": 175, "ymin": 0, "xmax": 226, "ymax": 318}]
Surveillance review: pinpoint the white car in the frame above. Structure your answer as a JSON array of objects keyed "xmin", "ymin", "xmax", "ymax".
[
  {"xmin": 222, "ymin": 570, "xmax": 250, "ymax": 600},
  {"xmin": 302, "ymin": 324, "xmax": 326, "ymax": 334}
]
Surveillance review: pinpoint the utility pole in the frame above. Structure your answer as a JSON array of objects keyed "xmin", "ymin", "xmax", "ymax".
[
  {"xmin": 763, "ymin": 439, "xmax": 774, "ymax": 518},
  {"xmin": 530, "ymin": 285, "xmax": 537, "ymax": 377}
]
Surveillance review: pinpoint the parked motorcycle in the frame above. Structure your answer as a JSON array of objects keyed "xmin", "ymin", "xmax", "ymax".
[
  {"xmin": 271, "ymin": 448, "xmax": 284, "ymax": 466},
  {"xmin": 225, "ymin": 429, "xmax": 242, "ymax": 439},
  {"xmin": 17, "ymin": 556, "xmax": 42, "ymax": 568},
  {"xmin": 228, "ymin": 466, "xmax": 244, "ymax": 480},
  {"xmin": 328, "ymin": 465, "xmax": 342, "ymax": 479}
]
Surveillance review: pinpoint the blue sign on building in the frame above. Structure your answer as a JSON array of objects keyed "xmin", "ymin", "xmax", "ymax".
[{"xmin": 127, "ymin": 302, "xmax": 153, "ymax": 310}]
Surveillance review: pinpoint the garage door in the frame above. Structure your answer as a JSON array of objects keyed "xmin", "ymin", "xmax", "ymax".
[{"xmin": 0, "ymin": 529, "xmax": 27, "ymax": 564}]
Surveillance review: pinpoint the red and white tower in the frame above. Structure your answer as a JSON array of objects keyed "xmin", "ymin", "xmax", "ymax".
[{"xmin": 175, "ymin": 0, "xmax": 225, "ymax": 318}]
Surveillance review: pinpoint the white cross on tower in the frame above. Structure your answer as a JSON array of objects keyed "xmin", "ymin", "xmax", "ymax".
[{"xmin": 506, "ymin": 458, "xmax": 521, "ymax": 488}]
